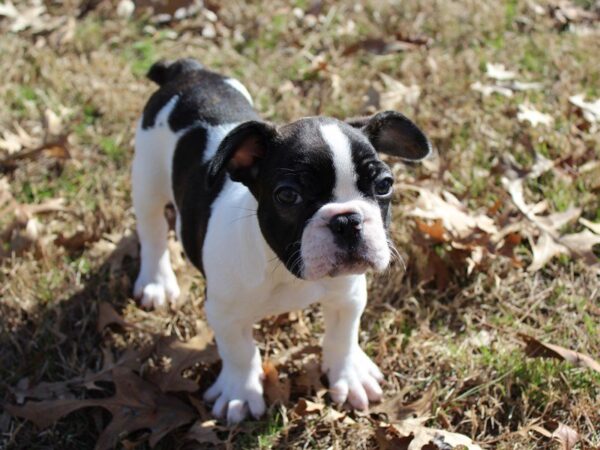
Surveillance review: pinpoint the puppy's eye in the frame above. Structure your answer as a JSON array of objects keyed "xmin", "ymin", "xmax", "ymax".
[
  {"xmin": 374, "ymin": 177, "xmax": 394, "ymax": 197},
  {"xmin": 274, "ymin": 186, "xmax": 302, "ymax": 205}
]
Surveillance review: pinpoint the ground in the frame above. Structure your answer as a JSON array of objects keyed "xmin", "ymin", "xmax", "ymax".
[{"xmin": 0, "ymin": 1, "xmax": 599, "ymax": 449}]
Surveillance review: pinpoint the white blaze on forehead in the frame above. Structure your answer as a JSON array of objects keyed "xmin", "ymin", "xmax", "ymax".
[
  {"xmin": 320, "ymin": 123, "xmax": 360, "ymax": 202},
  {"xmin": 225, "ymin": 78, "xmax": 254, "ymax": 105}
]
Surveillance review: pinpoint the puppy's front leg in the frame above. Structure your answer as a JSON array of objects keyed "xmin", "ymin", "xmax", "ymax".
[
  {"xmin": 321, "ymin": 275, "xmax": 384, "ymax": 410},
  {"xmin": 204, "ymin": 305, "xmax": 265, "ymax": 424}
]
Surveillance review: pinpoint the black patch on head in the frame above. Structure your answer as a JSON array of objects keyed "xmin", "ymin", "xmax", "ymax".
[
  {"xmin": 142, "ymin": 58, "xmax": 259, "ymax": 131},
  {"xmin": 253, "ymin": 119, "xmax": 337, "ymax": 277}
]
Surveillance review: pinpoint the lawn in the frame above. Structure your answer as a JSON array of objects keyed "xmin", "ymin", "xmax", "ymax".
[{"xmin": 0, "ymin": 1, "xmax": 599, "ymax": 449}]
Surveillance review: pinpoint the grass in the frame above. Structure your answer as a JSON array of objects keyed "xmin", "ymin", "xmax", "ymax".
[{"xmin": 0, "ymin": 0, "xmax": 599, "ymax": 449}]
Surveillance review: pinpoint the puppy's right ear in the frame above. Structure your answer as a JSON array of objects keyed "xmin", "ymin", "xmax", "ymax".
[{"xmin": 206, "ymin": 121, "xmax": 278, "ymax": 189}]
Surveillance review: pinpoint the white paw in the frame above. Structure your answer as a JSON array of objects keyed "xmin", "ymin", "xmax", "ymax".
[
  {"xmin": 203, "ymin": 366, "xmax": 266, "ymax": 424},
  {"xmin": 324, "ymin": 347, "xmax": 384, "ymax": 410},
  {"xmin": 134, "ymin": 270, "xmax": 180, "ymax": 310}
]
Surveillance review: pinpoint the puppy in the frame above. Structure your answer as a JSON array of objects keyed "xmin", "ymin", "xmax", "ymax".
[{"xmin": 132, "ymin": 58, "xmax": 431, "ymax": 423}]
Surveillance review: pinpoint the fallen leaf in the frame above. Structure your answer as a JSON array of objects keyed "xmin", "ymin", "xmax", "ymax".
[
  {"xmin": 517, "ymin": 105, "xmax": 554, "ymax": 127},
  {"xmin": 548, "ymin": 421, "xmax": 580, "ymax": 450},
  {"xmin": 569, "ymin": 94, "xmax": 600, "ymax": 123},
  {"xmin": 486, "ymin": 63, "xmax": 516, "ymax": 81},
  {"xmin": 380, "ymin": 74, "xmax": 421, "ymax": 108},
  {"xmin": 0, "ymin": 0, "xmax": 64, "ymax": 33},
  {"xmin": 185, "ymin": 419, "xmax": 222, "ymax": 446},
  {"xmin": 471, "ymin": 81, "xmax": 513, "ymax": 98},
  {"xmin": 519, "ymin": 334, "xmax": 600, "ymax": 373},
  {"xmin": 579, "ymin": 217, "xmax": 600, "ymax": 234},
  {"xmin": 55, "ymin": 228, "xmax": 100, "ymax": 251},
  {"xmin": 6, "ymin": 368, "xmax": 196, "ymax": 450},
  {"xmin": 263, "ymin": 360, "xmax": 291, "ymax": 405},
  {"xmin": 293, "ymin": 359, "xmax": 325, "ymax": 398},
  {"xmin": 372, "ymin": 386, "xmax": 435, "ymax": 422},
  {"xmin": 293, "ymin": 398, "xmax": 324, "ymax": 416},
  {"xmin": 376, "ymin": 418, "xmax": 483, "ymax": 450},
  {"xmin": 97, "ymin": 302, "xmax": 131, "ymax": 332},
  {"xmin": 415, "ymin": 219, "xmax": 447, "ymax": 243},
  {"xmin": 149, "ymin": 329, "xmax": 218, "ymax": 393},
  {"xmin": 405, "ymin": 186, "xmax": 498, "ymax": 239}
]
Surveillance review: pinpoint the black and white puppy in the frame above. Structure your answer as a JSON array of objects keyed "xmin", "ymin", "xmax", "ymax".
[{"xmin": 132, "ymin": 58, "xmax": 431, "ymax": 423}]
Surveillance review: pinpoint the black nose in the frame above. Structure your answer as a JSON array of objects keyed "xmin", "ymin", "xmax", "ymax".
[{"xmin": 328, "ymin": 213, "xmax": 363, "ymax": 245}]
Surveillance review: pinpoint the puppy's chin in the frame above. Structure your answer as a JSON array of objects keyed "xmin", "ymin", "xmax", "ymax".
[{"xmin": 301, "ymin": 251, "xmax": 390, "ymax": 281}]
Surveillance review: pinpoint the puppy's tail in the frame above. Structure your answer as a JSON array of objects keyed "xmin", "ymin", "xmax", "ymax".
[{"xmin": 146, "ymin": 58, "xmax": 204, "ymax": 86}]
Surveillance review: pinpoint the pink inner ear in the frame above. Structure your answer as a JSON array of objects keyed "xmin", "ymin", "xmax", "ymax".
[{"xmin": 229, "ymin": 136, "xmax": 265, "ymax": 170}]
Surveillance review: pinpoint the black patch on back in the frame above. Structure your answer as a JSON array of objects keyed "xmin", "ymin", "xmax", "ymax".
[
  {"xmin": 171, "ymin": 127, "xmax": 225, "ymax": 274},
  {"xmin": 142, "ymin": 65, "xmax": 259, "ymax": 131}
]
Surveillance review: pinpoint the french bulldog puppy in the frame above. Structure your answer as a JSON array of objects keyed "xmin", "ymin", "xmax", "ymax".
[{"xmin": 132, "ymin": 58, "xmax": 431, "ymax": 423}]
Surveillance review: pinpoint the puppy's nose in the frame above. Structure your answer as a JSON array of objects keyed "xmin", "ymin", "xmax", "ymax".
[{"xmin": 328, "ymin": 212, "xmax": 363, "ymax": 244}]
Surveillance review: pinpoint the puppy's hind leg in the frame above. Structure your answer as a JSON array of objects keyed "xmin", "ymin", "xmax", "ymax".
[{"xmin": 131, "ymin": 131, "xmax": 180, "ymax": 310}]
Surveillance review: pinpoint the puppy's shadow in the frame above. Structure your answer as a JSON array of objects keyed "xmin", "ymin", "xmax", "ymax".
[{"xmin": 0, "ymin": 233, "xmax": 199, "ymax": 449}]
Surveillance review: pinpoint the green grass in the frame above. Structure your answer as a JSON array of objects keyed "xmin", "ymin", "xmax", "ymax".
[{"xmin": 1, "ymin": 1, "xmax": 599, "ymax": 449}]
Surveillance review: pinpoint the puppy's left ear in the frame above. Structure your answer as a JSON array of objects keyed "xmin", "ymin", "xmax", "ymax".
[
  {"xmin": 347, "ymin": 111, "xmax": 432, "ymax": 161},
  {"xmin": 206, "ymin": 121, "xmax": 278, "ymax": 189}
]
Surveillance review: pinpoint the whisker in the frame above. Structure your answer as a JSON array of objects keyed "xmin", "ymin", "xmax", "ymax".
[{"xmin": 228, "ymin": 213, "xmax": 258, "ymax": 225}]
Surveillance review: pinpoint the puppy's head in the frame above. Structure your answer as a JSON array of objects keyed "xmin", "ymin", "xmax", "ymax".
[{"xmin": 207, "ymin": 111, "xmax": 431, "ymax": 280}]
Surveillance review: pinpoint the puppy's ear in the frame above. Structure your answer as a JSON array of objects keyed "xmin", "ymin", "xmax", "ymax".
[
  {"xmin": 347, "ymin": 111, "xmax": 431, "ymax": 161},
  {"xmin": 207, "ymin": 121, "xmax": 278, "ymax": 189}
]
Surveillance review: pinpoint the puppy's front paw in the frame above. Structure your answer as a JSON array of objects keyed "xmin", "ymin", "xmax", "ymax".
[
  {"xmin": 134, "ymin": 270, "xmax": 180, "ymax": 310},
  {"xmin": 324, "ymin": 347, "xmax": 384, "ymax": 410},
  {"xmin": 203, "ymin": 366, "xmax": 266, "ymax": 424}
]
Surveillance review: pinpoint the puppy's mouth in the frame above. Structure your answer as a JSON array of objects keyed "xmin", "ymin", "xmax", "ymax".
[{"xmin": 327, "ymin": 250, "xmax": 374, "ymax": 277}]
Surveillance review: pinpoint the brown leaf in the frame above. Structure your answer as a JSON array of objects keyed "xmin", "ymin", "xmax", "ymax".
[
  {"xmin": 96, "ymin": 302, "xmax": 131, "ymax": 332},
  {"xmin": 263, "ymin": 360, "xmax": 291, "ymax": 406},
  {"xmin": 186, "ymin": 419, "xmax": 223, "ymax": 446},
  {"xmin": 6, "ymin": 368, "xmax": 196, "ymax": 450},
  {"xmin": 390, "ymin": 417, "xmax": 483, "ymax": 450},
  {"xmin": 415, "ymin": 219, "xmax": 447, "ymax": 243},
  {"xmin": 519, "ymin": 334, "xmax": 600, "ymax": 373},
  {"xmin": 293, "ymin": 398, "xmax": 324, "ymax": 416},
  {"xmin": 149, "ymin": 329, "xmax": 218, "ymax": 393},
  {"xmin": 373, "ymin": 385, "xmax": 435, "ymax": 422},
  {"xmin": 293, "ymin": 359, "xmax": 325, "ymax": 398},
  {"xmin": 375, "ymin": 424, "xmax": 413, "ymax": 450},
  {"xmin": 547, "ymin": 421, "xmax": 580, "ymax": 450},
  {"xmin": 55, "ymin": 228, "xmax": 101, "ymax": 251}
]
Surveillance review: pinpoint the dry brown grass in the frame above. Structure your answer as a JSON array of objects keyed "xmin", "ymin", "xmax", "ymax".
[{"xmin": 1, "ymin": 1, "xmax": 599, "ymax": 449}]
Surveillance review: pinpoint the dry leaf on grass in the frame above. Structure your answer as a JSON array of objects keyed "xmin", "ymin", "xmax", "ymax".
[
  {"xmin": 502, "ymin": 165, "xmax": 600, "ymax": 271},
  {"xmin": 548, "ymin": 421, "xmax": 580, "ymax": 450},
  {"xmin": 519, "ymin": 334, "xmax": 600, "ymax": 373},
  {"xmin": 486, "ymin": 63, "xmax": 516, "ymax": 81},
  {"xmin": 263, "ymin": 360, "xmax": 291, "ymax": 405},
  {"xmin": 149, "ymin": 329, "xmax": 218, "ymax": 393},
  {"xmin": 405, "ymin": 186, "xmax": 497, "ymax": 239},
  {"xmin": 517, "ymin": 105, "xmax": 554, "ymax": 127},
  {"xmin": 579, "ymin": 217, "xmax": 600, "ymax": 234},
  {"xmin": 96, "ymin": 302, "xmax": 132, "ymax": 331},
  {"xmin": 380, "ymin": 74, "xmax": 421, "ymax": 108},
  {"xmin": 293, "ymin": 398, "xmax": 324, "ymax": 416},
  {"xmin": 372, "ymin": 386, "xmax": 435, "ymax": 422},
  {"xmin": 7, "ymin": 368, "xmax": 196, "ymax": 450},
  {"xmin": 185, "ymin": 419, "xmax": 223, "ymax": 446},
  {"xmin": 569, "ymin": 94, "xmax": 600, "ymax": 123},
  {"xmin": 376, "ymin": 418, "xmax": 483, "ymax": 450}
]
